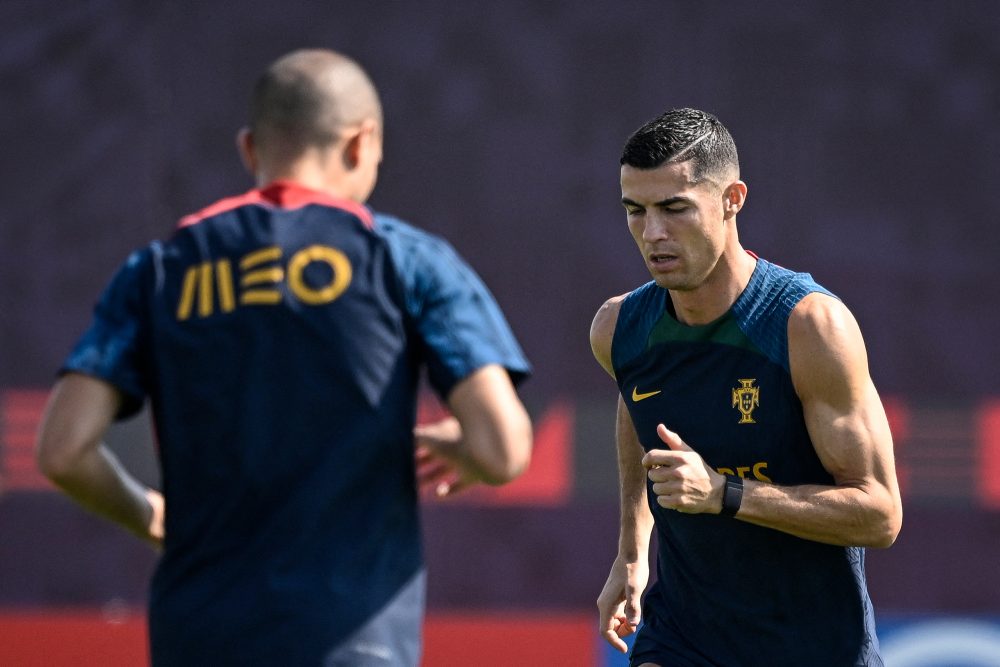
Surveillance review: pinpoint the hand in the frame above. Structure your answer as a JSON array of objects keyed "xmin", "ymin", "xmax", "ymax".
[
  {"xmin": 643, "ymin": 424, "xmax": 724, "ymax": 514},
  {"xmin": 144, "ymin": 488, "xmax": 165, "ymax": 550},
  {"xmin": 597, "ymin": 554, "xmax": 648, "ymax": 653},
  {"xmin": 414, "ymin": 417, "xmax": 475, "ymax": 498}
]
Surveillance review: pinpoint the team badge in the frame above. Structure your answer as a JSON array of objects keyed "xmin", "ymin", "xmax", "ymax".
[{"xmin": 731, "ymin": 379, "xmax": 759, "ymax": 424}]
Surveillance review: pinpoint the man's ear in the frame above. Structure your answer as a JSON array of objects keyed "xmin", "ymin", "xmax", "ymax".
[
  {"xmin": 236, "ymin": 127, "xmax": 257, "ymax": 175},
  {"xmin": 342, "ymin": 129, "xmax": 363, "ymax": 170},
  {"xmin": 723, "ymin": 180, "xmax": 748, "ymax": 219},
  {"xmin": 345, "ymin": 118, "xmax": 381, "ymax": 169}
]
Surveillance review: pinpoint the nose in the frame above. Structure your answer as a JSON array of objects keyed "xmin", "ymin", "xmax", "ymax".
[{"xmin": 642, "ymin": 211, "xmax": 670, "ymax": 243}]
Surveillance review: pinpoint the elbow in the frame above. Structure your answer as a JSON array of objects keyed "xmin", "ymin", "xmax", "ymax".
[
  {"xmin": 36, "ymin": 437, "xmax": 76, "ymax": 485},
  {"xmin": 875, "ymin": 509, "xmax": 902, "ymax": 549},
  {"xmin": 863, "ymin": 501, "xmax": 902, "ymax": 549}
]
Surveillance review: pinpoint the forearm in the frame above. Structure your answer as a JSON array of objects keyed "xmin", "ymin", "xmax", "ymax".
[
  {"xmin": 736, "ymin": 478, "xmax": 898, "ymax": 548},
  {"xmin": 618, "ymin": 490, "xmax": 654, "ymax": 561},
  {"xmin": 457, "ymin": 407, "xmax": 532, "ymax": 485},
  {"xmin": 616, "ymin": 398, "xmax": 653, "ymax": 561},
  {"xmin": 45, "ymin": 442, "xmax": 159, "ymax": 544},
  {"xmin": 447, "ymin": 364, "xmax": 533, "ymax": 485}
]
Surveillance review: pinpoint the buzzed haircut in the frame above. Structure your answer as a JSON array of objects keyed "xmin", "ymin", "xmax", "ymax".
[
  {"xmin": 250, "ymin": 49, "xmax": 382, "ymax": 162},
  {"xmin": 621, "ymin": 108, "xmax": 739, "ymax": 183}
]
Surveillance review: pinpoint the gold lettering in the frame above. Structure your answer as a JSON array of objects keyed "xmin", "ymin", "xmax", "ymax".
[
  {"xmin": 216, "ymin": 260, "xmax": 235, "ymax": 313},
  {"xmin": 240, "ymin": 290, "xmax": 283, "ymax": 305},
  {"xmin": 241, "ymin": 267, "xmax": 284, "ymax": 287},
  {"xmin": 177, "ymin": 260, "xmax": 235, "ymax": 320},
  {"xmin": 176, "ymin": 267, "xmax": 198, "ymax": 320},
  {"xmin": 177, "ymin": 245, "xmax": 352, "ymax": 317},
  {"xmin": 240, "ymin": 246, "xmax": 282, "ymax": 270},
  {"xmin": 239, "ymin": 246, "xmax": 283, "ymax": 305},
  {"xmin": 197, "ymin": 262, "xmax": 213, "ymax": 317},
  {"xmin": 287, "ymin": 245, "xmax": 352, "ymax": 305},
  {"xmin": 717, "ymin": 462, "xmax": 773, "ymax": 483}
]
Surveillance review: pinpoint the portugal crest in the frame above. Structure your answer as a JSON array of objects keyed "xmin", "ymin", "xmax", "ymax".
[{"xmin": 732, "ymin": 378, "xmax": 760, "ymax": 424}]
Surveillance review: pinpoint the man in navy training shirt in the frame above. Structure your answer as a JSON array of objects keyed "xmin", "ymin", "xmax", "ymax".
[
  {"xmin": 590, "ymin": 108, "xmax": 902, "ymax": 666},
  {"xmin": 36, "ymin": 49, "xmax": 533, "ymax": 667}
]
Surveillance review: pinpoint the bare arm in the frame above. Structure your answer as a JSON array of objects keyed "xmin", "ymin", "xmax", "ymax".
[
  {"xmin": 645, "ymin": 293, "xmax": 902, "ymax": 548},
  {"xmin": 590, "ymin": 297, "xmax": 655, "ymax": 558},
  {"xmin": 414, "ymin": 363, "xmax": 532, "ymax": 493},
  {"xmin": 36, "ymin": 373, "xmax": 164, "ymax": 547},
  {"xmin": 738, "ymin": 293, "xmax": 901, "ymax": 546},
  {"xmin": 591, "ymin": 297, "xmax": 654, "ymax": 653}
]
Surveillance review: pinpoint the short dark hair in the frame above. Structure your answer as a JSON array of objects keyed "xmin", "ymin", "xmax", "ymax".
[
  {"xmin": 249, "ymin": 50, "xmax": 380, "ymax": 161},
  {"xmin": 251, "ymin": 62, "xmax": 337, "ymax": 157},
  {"xmin": 620, "ymin": 108, "xmax": 739, "ymax": 182}
]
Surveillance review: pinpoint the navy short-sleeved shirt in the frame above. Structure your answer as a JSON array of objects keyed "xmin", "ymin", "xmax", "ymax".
[{"xmin": 62, "ymin": 181, "xmax": 530, "ymax": 666}]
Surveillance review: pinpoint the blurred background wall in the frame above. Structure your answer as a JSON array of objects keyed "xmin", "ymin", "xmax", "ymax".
[{"xmin": 2, "ymin": 1, "xmax": 999, "ymax": 664}]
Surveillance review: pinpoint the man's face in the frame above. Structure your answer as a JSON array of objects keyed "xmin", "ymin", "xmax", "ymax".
[{"xmin": 620, "ymin": 160, "xmax": 730, "ymax": 291}]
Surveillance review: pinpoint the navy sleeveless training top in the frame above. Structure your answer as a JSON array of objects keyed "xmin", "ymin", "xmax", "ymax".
[{"xmin": 612, "ymin": 258, "xmax": 882, "ymax": 666}]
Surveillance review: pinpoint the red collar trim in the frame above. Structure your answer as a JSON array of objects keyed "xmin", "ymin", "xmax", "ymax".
[{"xmin": 177, "ymin": 180, "xmax": 373, "ymax": 229}]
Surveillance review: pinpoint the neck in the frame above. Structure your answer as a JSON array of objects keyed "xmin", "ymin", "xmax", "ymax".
[
  {"xmin": 255, "ymin": 154, "xmax": 357, "ymax": 201},
  {"xmin": 669, "ymin": 243, "xmax": 757, "ymax": 326}
]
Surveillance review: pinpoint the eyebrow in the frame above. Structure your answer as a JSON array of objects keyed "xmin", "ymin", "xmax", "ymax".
[{"xmin": 621, "ymin": 196, "xmax": 690, "ymax": 208}]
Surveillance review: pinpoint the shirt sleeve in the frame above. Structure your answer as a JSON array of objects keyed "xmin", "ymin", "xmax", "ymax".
[
  {"xmin": 60, "ymin": 248, "xmax": 152, "ymax": 419},
  {"xmin": 383, "ymin": 220, "xmax": 530, "ymax": 400}
]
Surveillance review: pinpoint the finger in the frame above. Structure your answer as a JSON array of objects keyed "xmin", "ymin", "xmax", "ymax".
[
  {"xmin": 415, "ymin": 445, "xmax": 436, "ymax": 465},
  {"xmin": 657, "ymin": 424, "xmax": 692, "ymax": 451},
  {"xmin": 417, "ymin": 462, "xmax": 452, "ymax": 488},
  {"xmin": 418, "ymin": 464, "xmax": 457, "ymax": 496},
  {"xmin": 414, "ymin": 417, "xmax": 460, "ymax": 441},
  {"xmin": 624, "ymin": 592, "xmax": 642, "ymax": 627},
  {"xmin": 416, "ymin": 453, "xmax": 449, "ymax": 476},
  {"xmin": 604, "ymin": 629, "xmax": 629, "ymax": 653},
  {"xmin": 656, "ymin": 493, "xmax": 679, "ymax": 510},
  {"xmin": 438, "ymin": 477, "xmax": 473, "ymax": 497},
  {"xmin": 641, "ymin": 449, "xmax": 684, "ymax": 469},
  {"xmin": 616, "ymin": 620, "xmax": 638, "ymax": 639},
  {"xmin": 413, "ymin": 426, "xmax": 443, "ymax": 448},
  {"xmin": 600, "ymin": 619, "xmax": 629, "ymax": 653},
  {"xmin": 646, "ymin": 465, "xmax": 678, "ymax": 483}
]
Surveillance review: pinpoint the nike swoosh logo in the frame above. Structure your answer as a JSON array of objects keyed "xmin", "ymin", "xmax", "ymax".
[{"xmin": 631, "ymin": 387, "xmax": 662, "ymax": 402}]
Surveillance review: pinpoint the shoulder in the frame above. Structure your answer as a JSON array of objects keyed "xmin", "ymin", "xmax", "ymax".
[
  {"xmin": 103, "ymin": 244, "xmax": 159, "ymax": 296},
  {"xmin": 788, "ymin": 292, "xmax": 869, "ymax": 403},
  {"xmin": 590, "ymin": 292, "xmax": 632, "ymax": 378},
  {"xmin": 752, "ymin": 259, "xmax": 837, "ymax": 306},
  {"xmin": 591, "ymin": 281, "xmax": 661, "ymax": 338},
  {"xmin": 372, "ymin": 212, "xmax": 454, "ymax": 255},
  {"xmin": 788, "ymin": 291, "xmax": 862, "ymax": 354},
  {"xmin": 732, "ymin": 258, "xmax": 840, "ymax": 371},
  {"xmin": 372, "ymin": 212, "xmax": 469, "ymax": 282},
  {"xmin": 592, "ymin": 281, "xmax": 666, "ymax": 377}
]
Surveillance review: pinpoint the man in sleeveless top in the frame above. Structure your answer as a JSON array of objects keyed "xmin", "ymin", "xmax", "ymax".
[
  {"xmin": 36, "ymin": 49, "xmax": 532, "ymax": 666},
  {"xmin": 591, "ymin": 108, "xmax": 901, "ymax": 666}
]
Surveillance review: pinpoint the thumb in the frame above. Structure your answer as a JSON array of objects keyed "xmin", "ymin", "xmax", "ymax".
[
  {"xmin": 656, "ymin": 424, "xmax": 692, "ymax": 452},
  {"xmin": 624, "ymin": 586, "xmax": 642, "ymax": 626}
]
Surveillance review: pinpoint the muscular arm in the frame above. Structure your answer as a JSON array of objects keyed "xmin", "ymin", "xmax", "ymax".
[
  {"xmin": 591, "ymin": 297, "xmax": 655, "ymax": 557},
  {"xmin": 736, "ymin": 293, "xmax": 902, "ymax": 547},
  {"xmin": 36, "ymin": 374, "xmax": 163, "ymax": 547},
  {"xmin": 592, "ymin": 297, "xmax": 654, "ymax": 652},
  {"xmin": 646, "ymin": 293, "xmax": 902, "ymax": 548}
]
